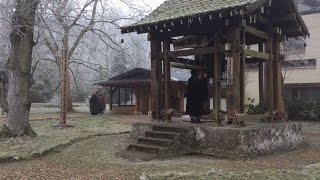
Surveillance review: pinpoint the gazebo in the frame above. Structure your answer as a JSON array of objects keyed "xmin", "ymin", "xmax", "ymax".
[
  {"xmin": 121, "ymin": 0, "xmax": 309, "ymax": 124},
  {"xmin": 95, "ymin": 68, "xmax": 187, "ymax": 115}
]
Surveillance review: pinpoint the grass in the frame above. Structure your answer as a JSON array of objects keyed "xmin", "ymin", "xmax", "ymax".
[
  {"xmin": 0, "ymin": 116, "xmax": 131, "ymax": 162},
  {"xmin": 148, "ymin": 164, "xmax": 320, "ymax": 179},
  {"xmin": 30, "ymin": 103, "xmax": 90, "ymax": 115}
]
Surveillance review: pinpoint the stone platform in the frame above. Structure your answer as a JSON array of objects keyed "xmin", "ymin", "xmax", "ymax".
[{"xmin": 128, "ymin": 121, "xmax": 304, "ymax": 159}]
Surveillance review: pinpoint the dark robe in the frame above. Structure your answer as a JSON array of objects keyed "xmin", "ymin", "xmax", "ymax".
[
  {"xmin": 98, "ymin": 93, "xmax": 106, "ymax": 111},
  {"xmin": 186, "ymin": 76, "xmax": 207, "ymax": 117},
  {"xmin": 89, "ymin": 94, "xmax": 101, "ymax": 115}
]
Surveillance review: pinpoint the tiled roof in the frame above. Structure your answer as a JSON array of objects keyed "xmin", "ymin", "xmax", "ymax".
[
  {"xmin": 94, "ymin": 68, "xmax": 190, "ymax": 86},
  {"xmin": 126, "ymin": 0, "xmax": 265, "ymax": 27}
]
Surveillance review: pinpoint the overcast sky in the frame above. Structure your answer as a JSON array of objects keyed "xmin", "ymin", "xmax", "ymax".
[{"xmin": 143, "ymin": 0, "xmax": 165, "ymax": 9}]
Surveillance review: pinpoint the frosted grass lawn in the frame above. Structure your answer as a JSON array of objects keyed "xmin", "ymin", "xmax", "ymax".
[{"xmin": 0, "ymin": 116, "xmax": 130, "ymax": 162}]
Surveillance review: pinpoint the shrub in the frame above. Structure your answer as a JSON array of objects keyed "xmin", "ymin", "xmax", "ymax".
[
  {"xmin": 246, "ymin": 103, "xmax": 266, "ymax": 115},
  {"xmin": 285, "ymin": 100, "xmax": 314, "ymax": 120},
  {"xmin": 314, "ymin": 102, "xmax": 320, "ymax": 120}
]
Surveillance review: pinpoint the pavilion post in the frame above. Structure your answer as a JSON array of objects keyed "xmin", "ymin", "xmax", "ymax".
[
  {"xmin": 134, "ymin": 88, "xmax": 140, "ymax": 114},
  {"xmin": 226, "ymin": 27, "xmax": 241, "ymax": 122},
  {"xmin": 272, "ymin": 35, "xmax": 284, "ymax": 117},
  {"xmin": 265, "ymin": 38, "xmax": 274, "ymax": 121},
  {"xmin": 240, "ymin": 25, "xmax": 246, "ymax": 114},
  {"xmin": 150, "ymin": 35, "xmax": 162, "ymax": 119},
  {"xmin": 163, "ymin": 39, "xmax": 171, "ymax": 121},
  {"xmin": 213, "ymin": 42, "xmax": 222, "ymax": 125},
  {"xmin": 179, "ymin": 88, "xmax": 185, "ymax": 114},
  {"xmin": 258, "ymin": 44, "xmax": 264, "ymax": 106}
]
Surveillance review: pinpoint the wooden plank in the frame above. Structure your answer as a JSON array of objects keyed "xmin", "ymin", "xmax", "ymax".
[
  {"xmin": 257, "ymin": 15, "xmax": 271, "ymax": 25},
  {"xmin": 273, "ymin": 14, "xmax": 297, "ymax": 24},
  {"xmin": 170, "ymin": 62, "xmax": 204, "ymax": 70},
  {"xmin": 168, "ymin": 57, "xmax": 197, "ymax": 64},
  {"xmin": 244, "ymin": 49, "xmax": 271, "ymax": 60},
  {"xmin": 245, "ymin": 26, "xmax": 270, "ymax": 40},
  {"xmin": 164, "ymin": 46, "xmax": 226, "ymax": 57},
  {"xmin": 173, "ymin": 35, "xmax": 209, "ymax": 50}
]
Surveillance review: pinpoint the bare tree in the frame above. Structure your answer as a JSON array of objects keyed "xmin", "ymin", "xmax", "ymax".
[
  {"xmin": 36, "ymin": 0, "xmax": 148, "ymax": 125},
  {"xmin": 0, "ymin": 0, "xmax": 39, "ymax": 137}
]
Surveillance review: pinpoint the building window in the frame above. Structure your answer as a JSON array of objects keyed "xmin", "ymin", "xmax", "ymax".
[
  {"xmin": 282, "ymin": 59, "xmax": 316, "ymax": 69},
  {"xmin": 285, "ymin": 87, "xmax": 320, "ymax": 102},
  {"xmin": 311, "ymin": 88, "xmax": 320, "ymax": 101},
  {"xmin": 283, "ymin": 37, "xmax": 306, "ymax": 54},
  {"xmin": 112, "ymin": 87, "xmax": 135, "ymax": 106}
]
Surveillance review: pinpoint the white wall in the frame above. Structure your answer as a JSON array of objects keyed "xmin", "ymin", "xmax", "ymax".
[{"xmin": 245, "ymin": 13, "xmax": 320, "ymax": 105}]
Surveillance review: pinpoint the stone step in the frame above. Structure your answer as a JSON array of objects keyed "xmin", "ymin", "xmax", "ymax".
[
  {"xmin": 152, "ymin": 125, "xmax": 187, "ymax": 133},
  {"xmin": 145, "ymin": 131, "xmax": 180, "ymax": 140},
  {"xmin": 138, "ymin": 137, "xmax": 174, "ymax": 147},
  {"xmin": 128, "ymin": 143, "xmax": 165, "ymax": 154}
]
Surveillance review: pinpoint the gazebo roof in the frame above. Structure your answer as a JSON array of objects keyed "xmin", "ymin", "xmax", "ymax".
[
  {"xmin": 121, "ymin": 0, "xmax": 309, "ymax": 37},
  {"xmin": 136, "ymin": 0, "xmax": 257, "ymax": 26},
  {"xmin": 94, "ymin": 68, "xmax": 189, "ymax": 87}
]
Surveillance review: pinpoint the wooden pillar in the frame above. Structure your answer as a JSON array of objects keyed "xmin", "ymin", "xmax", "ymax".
[
  {"xmin": 109, "ymin": 87, "xmax": 114, "ymax": 111},
  {"xmin": 134, "ymin": 87, "xmax": 140, "ymax": 114},
  {"xmin": 179, "ymin": 88, "xmax": 185, "ymax": 113},
  {"xmin": 150, "ymin": 36, "xmax": 162, "ymax": 119},
  {"xmin": 265, "ymin": 39, "xmax": 274, "ymax": 121},
  {"xmin": 213, "ymin": 44, "xmax": 222, "ymax": 125},
  {"xmin": 148, "ymin": 93, "xmax": 152, "ymax": 114},
  {"xmin": 240, "ymin": 25, "xmax": 246, "ymax": 113},
  {"xmin": 272, "ymin": 36, "xmax": 284, "ymax": 116},
  {"xmin": 163, "ymin": 40, "xmax": 171, "ymax": 121},
  {"xmin": 226, "ymin": 27, "xmax": 241, "ymax": 122},
  {"xmin": 258, "ymin": 44, "xmax": 264, "ymax": 105}
]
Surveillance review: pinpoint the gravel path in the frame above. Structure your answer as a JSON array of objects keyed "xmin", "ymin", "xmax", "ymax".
[{"xmin": 0, "ymin": 132, "xmax": 320, "ymax": 179}]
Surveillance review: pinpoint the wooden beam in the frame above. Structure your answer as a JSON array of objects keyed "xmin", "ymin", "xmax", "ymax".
[
  {"xmin": 257, "ymin": 15, "xmax": 271, "ymax": 25},
  {"xmin": 245, "ymin": 26, "xmax": 270, "ymax": 40},
  {"xmin": 170, "ymin": 62, "xmax": 204, "ymax": 70},
  {"xmin": 164, "ymin": 46, "xmax": 225, "ymax": 58},
  {"xmin": 244, "ymin": 49, "xmax": 271, "ymax": 60},
  {"xmin": 168, "ymin": 57, "xmax": 197, "ymax": 64},
  {"xmin": 273, "ymin": 14, "xmax": 297, "ymax": 24},
  {"xmin": 173, "ymin": 35, "xmax": 209, "ymax": 50}
]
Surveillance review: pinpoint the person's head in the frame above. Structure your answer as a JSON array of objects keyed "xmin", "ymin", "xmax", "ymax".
[
  {"xmin": 199, "ymin": 71, "xmax": 208, "ymax": 79},
  {"xmin": 191, "ymin": 70, "xmax": 197, "ymax": 77}
]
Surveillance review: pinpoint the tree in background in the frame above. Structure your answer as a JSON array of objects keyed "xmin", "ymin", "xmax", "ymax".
[{"xmin": 0, "ymin": 0, "xmax": 39, "ymax": 137}]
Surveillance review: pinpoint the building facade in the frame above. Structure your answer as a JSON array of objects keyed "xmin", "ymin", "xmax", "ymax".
[{"xmin": 246, "ymin": 12, "xmax": 320, "ymax": 104}]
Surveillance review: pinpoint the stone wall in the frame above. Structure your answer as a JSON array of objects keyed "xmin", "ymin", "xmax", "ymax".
[{"xmin": 131, "ymin": 122, "xmax": 304, "ymax": 158}]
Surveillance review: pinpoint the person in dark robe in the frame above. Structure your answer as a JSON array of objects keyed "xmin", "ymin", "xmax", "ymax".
[
  {"xmin": 98, "ymin": 91, "xmax": 106, "ymax": 114},
  {"xmin": 186, "ymin": 70, "xmax": 208, "ymax": 123},
  {"xmin": 89, "ymin": 91, "xmax": 101, "ymax": 115},
  {"xmin": 89, "ymin": 93, "xmax": 99, "ymax": 116}
]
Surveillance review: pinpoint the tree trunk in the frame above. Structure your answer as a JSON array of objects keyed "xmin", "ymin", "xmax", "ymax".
[
  {"xmin": 66, "ymin": 73, "xmax": 74, "ymax": 112},
  {"xmin": 1, "ymin": 0, "xmax": 39, "ymax": 137}
]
